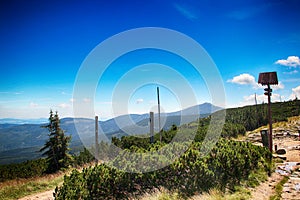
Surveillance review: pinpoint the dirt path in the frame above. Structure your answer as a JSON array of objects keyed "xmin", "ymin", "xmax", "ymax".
[
  {"xmin": 250, "ymin": 172, "xmax": 283, "ymax": 200},
  {"xmin": 17, "ymin": 163, "xmax": 96, "ymax": 200},
  {"xmin": 250, "ymin": 163, "xmax": 300, "ymax": 200},
  {"xmin": 248, "ymin": 116, "xmax": 300, "ymax": 200},
  {"xmin": 18, "ymin": 189, "xmax": 54, "ymax": 200}
]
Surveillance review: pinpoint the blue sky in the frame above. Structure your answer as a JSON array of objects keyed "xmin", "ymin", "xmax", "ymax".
[{"xmin": 0, "ymin": 0, "xmax": 300, "ymax": 119}]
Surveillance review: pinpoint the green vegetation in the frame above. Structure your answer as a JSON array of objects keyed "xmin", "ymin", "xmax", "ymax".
[
  {"xmin": 224, "ymin": 99, "xmax": 300, "ymax": 132},
  {"xmin": 0, "ymin": 159, "xmax": 47, "ymax": 182},
  {"xmin": 111, "ymin": 117, "xmax": 246, "ymax": 150},
  {"xmin": 0, "ymin": 146, "xmax": 44, "ymax": 165},
  {"xmin": 0, "ymin": 172, "xmax": 64, "ymax": 200},
  {"xmin": 73, "ymin": 147, "xmax": 95, "ymax": 166},
  {"xmin": 54, "ymin": 139, "xmax": 272, "ymax": 199},
  {"xmin": 111, "ymin": 100, "xmax": 300, "ymax": 150},
  {"xmin": 0, "ymin": 147, "xmax": 95, "ymax": 182},
  {"xmin": 54, "ymin": 100, "xmax": 300, "ymax": 199},
  {"xmin": 0, "ymin": 147, "xmax": 95, "ymax": 199},
  {"xmin": 269, "ymin": 176, "xmax": 289, "ymax": 200},
  {"xmin": 1, "ymin": 100, "xmax": 299, "ymax": 199},
  {"xmin": 40, "ymin": 110, "xmax": 72, "ymax": 173}
]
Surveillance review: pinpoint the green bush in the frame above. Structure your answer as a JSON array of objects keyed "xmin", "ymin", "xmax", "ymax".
[
  {"xmin": 0, "ymin": 147, "xmax": 96, "ymax": 182},
  {"xmin": 54, "ymin": 140, "xmax": 272, "ymax": 199},
  {"xmin": 73, "ymin": 148, "xmax": 95, "ymax": 166},
  {"xmin": 0, "ymin": 158, "xmax": 47, "ymax": 182}
]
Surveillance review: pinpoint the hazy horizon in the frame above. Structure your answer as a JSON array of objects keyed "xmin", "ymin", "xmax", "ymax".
[{"xmin": 0, "ymin": 102, "xmax": 222, "ymax": 122}]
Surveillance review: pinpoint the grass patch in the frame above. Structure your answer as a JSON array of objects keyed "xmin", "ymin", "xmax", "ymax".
[
  {"xmin": 269, "ymin": 176, "xmax": 289, "ymax": 200},
  {"xmin": 244, "ymin": 163, "xmax": 271, "ymax": 188},
  {"xmin": 140, "ymin": 188, "xmax": 252, "ymax": 200},
  {"xmin": 0, "ymin": 162, "xmax": 94, "ymax": 200},
  {"xmin": 191, "ymin": 187, "xmax": 251, "ymax": 200},
  {"xmin": 0, "ymin": 173, "xmax": 64, "ymax": 200},
  {"xmin": 192, "ymin": 166, "xmax": 270, "ymax": 200},
  {"xmin": 136, "ymin": 160, "xmax": 271, "ymax": 200},
  {"xmin": 139, "ymin": 188, "xmax": 181, "ymax": 200}
]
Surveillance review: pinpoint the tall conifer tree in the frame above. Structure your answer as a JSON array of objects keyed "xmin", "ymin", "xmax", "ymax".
[{"xmin": 40, "ymin": 110, "xmax": 72, "ymax": 172}]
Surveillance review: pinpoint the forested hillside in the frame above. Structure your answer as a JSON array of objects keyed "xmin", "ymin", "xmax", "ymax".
[{"xmin": 224, "ymin": 99, "xmax": 300, "ymax": 131}]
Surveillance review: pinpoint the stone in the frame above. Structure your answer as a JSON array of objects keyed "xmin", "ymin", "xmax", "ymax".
[
  {"xmin": 283, "ymin": 187, "xmax": 291, "ymax": 193},
  {"xmin": 276, "ymin": 132, "xmax": 284, "ymax": 137},
  {"xmin": 274, "ymin": 154, "xmax": 287, "ymax": 160},
  {"xmin": 276, "ymin": 148, "xmax": 287, "ymax": 155}
]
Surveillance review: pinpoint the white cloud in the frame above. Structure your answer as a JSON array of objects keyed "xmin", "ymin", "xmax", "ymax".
[
  {"xmin": 252, "ymin": 83, "xmax": 265, "ymax": 90},
  {"xmin": 228, "ymin": 73, "xmax": 284, "ymax": 90},
  {"xmin": 239, "ymin": 93, "xmax": 282, "ymax": 107},
  {"xmin": 253, "ymin": 82, "xmax": 284, "ymax": 90},
  {"xmin": 290, "ymin": 85, "xmax": 300, "ymax": 99},
  {"xmin": 227, "ymin": 73, "xmax": 256, "ymax": 85},
  {"xmin": 272, "ymin": 82, "xmax": 285, "ymax": 90},
  {"xmin": 69, "ymin": 98, "xmax": 75, "ymax": 103},
  {"xmin": 275, "ymin": 56, "xmax": 300, "ymax": 67},
  {"xmin": 269, "ymin": 93, "xmax": 281, "ymax": 102},
  {"xmin": 136, "ymin": 98, "xmax": 144, "ymax": 104},
  {"xmin": 242, "ymin": 94, "xmax": 265, "ymax": 105}
]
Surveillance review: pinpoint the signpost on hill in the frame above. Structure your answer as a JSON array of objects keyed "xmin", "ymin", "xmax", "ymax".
[{"xmin": 258, "ymin": 71, "xmax": 278, "ymax": 152}]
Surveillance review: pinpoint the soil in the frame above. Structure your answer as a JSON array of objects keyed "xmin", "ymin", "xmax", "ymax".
[{"xmin": 18, "ymin": 189, "xmax": 54, "ymax": 200}]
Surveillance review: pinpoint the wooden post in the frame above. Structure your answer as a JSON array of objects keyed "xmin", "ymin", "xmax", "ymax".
[
  {"xmin": 157, "ymin": 87, "xmax": 161, "ymax": 142},
  {"xmin": 150, "ymin": 112, "xmax": 154, "ymax": 144},
  {"xmin": 267, "ymin": 84, "xmax": 273, "ymax": 152},
  {"xmin": 95, "ymin": 116, "xmax": 99, "ymax": 162},
  {"xmin": 258, "ymin": 72, "xmax": 278, "ymax": 152}
]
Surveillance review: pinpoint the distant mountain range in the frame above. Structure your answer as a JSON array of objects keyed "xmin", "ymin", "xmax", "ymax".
[
  {"xmin": 0, "ymin": 118, "xmax": 48, "ymax": 125},
  {"xmin": 0, "ymin": 103, "xmax": 222, "ymax": 164}
]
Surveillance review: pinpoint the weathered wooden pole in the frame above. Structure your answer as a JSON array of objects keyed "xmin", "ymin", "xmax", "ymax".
[
  {"xmin": 266, "ymin": 84, "xmax": 273, "ymax": 152},
  {"xmin": 157, "ymin": 87, "xmax": 161, "ymax": 142},
  {"xmin": 150, "ymin": 111, "xmax": 154, "ymax": 144},
  {"xmin": 95, "ymin": 116, "xmax": 99, "ymax": 162}
]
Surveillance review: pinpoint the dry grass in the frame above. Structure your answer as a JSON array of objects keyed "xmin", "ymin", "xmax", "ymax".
[
  {"xmin": 138, "ymin": 187, "xmax": 251, "ymax": 200},
  {"xmin": 0, "ymin": 171, "xmax": 64, "ymax": 200},
  {"xmin": 138, "ymin": 187, "xmax": 180, "ymax": 200},
  {"xmin": 0, "ymin": 162, "xmax": 96, "ymax": 200},
  {"xmin": 0, "ymin": 171, "xmax": 63, "ymax": 188}
]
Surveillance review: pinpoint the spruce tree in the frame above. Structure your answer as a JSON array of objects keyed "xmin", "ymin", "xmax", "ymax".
[{"xmin": 40, "ymin": 110, "xmax": 72, "ymax": 173}]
